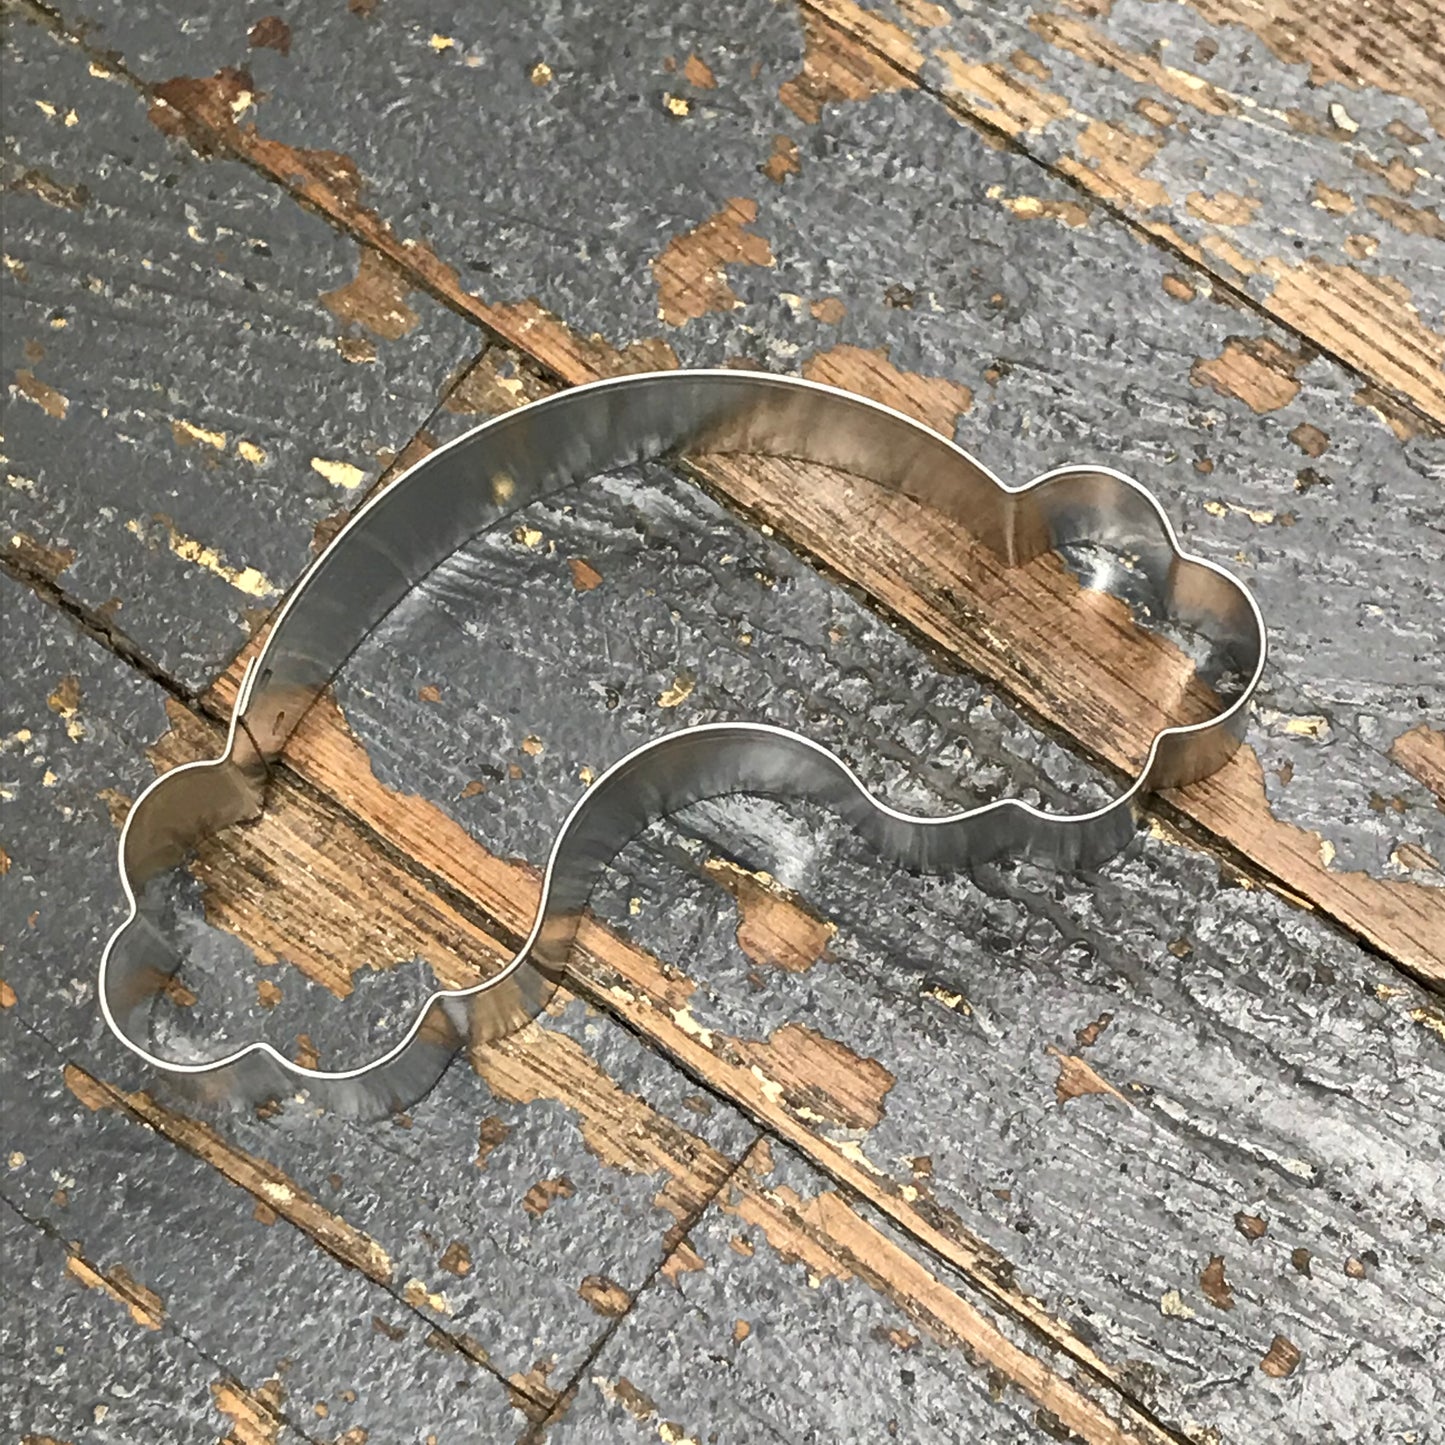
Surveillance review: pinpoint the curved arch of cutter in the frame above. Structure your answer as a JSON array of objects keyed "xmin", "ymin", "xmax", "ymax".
[{"xmin": 100, "ymin": 370, "xmax": 1267, "ymax": 1113}]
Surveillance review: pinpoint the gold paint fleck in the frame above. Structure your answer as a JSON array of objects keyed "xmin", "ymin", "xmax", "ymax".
[
  {"xmin": 170, "ymin": 418, "xmax": 227, "ymax": 451},
  {"xmin": 429, "ymin": 34, "xmax": 456, "ymax": 52},
  {"xmin": 126, "ymin": 517, "xmax": 275, "ymax": 597},
  {"xmin": 309, "ymin": 456, "xmax": 367, "ymax": 490},
  {"xmin": 663, "ymin": 93, "xmax": 691, "ymax": 117},
  {"xmin": 1159, "ymin": 1288, "xmax": 1196, "ymax": 1319},
  {"xmin": 658, "ymin": 671, "xmax": 696, "ymax": 708},
  {"xmin": 530, "ymin": 61, "xmax": 553, "ymax": 85}
]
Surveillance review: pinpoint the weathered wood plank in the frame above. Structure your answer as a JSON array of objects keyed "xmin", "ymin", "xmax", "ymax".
[
  {"xmin": 803, "ymin": 0, "xmax": 1445, "ymax": 424},
  {"xmin": 0, "ymin": 578, "xmax": 763, "ymax": 1426},
  {"xmin": 1, "ymin": 12, "xmax": 481, "ymax": 691},
  {"xmin": 1, "ymin": 1199, "xmax": 317, "ymax": 1445},
  {"xmin": 200, "ymin": 459, "xmax": 1444, "ymax": 1440},
  {"xmin": 34, "ymin": 0, "xmax": 1441, "ymax": 978},
  {"xmin": 547, "ymin": 1139, "xmax": 1170, "ymax": 1444},
  {"xmin": 1, "ymin": 1009, "xmax": 532, "ymax": 1445},
  {"xmin": 2, "ymin": 567, "xmax": 1202, "ymax": 1443}
]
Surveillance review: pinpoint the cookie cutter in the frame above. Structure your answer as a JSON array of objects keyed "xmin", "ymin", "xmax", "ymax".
[{"xmin": 101, "ymin": 370, "xmax": 1266, "ymax": 1115}]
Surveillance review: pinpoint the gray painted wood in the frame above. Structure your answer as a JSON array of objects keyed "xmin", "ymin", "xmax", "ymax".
[
  {"xmin": 331, "ymin": 464, "xmax": 1445, "ymax": 1441},
  {"xmin": 2, "ymin": 2, "xmax": 1441, "ymax": 1442},
  {"xmin": 17, "ymin": 0, "xmax": 1441, "ymax": 896},
  {"xmin": 2, "ymin": 13, "xmax": 481, "ymax": 691}
]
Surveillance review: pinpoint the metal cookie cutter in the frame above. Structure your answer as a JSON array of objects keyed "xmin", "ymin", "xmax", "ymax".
[{"xmin": 102, "ymin": 371, "xmax": 1266, "ymax": 1115}]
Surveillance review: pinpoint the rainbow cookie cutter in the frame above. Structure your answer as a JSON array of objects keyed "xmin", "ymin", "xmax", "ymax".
[{"xmin": 101, "ymin": 371, "xmax": 1266, "ymax": 1115}]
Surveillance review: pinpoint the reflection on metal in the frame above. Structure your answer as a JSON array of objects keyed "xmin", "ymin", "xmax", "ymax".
[{"xmin": 100, "ymin": 371, "xmax": 1267, "ymax": 1116}]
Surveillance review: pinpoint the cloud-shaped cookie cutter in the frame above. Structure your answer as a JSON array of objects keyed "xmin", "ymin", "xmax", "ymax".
[{"xmin": 101, "ymin": 370, "xmax": 1266, "ymax": 1115}]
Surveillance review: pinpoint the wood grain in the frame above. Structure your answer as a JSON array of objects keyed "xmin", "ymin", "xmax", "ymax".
[{"xmin": 802, "ymin": 0, "xmax": 1445, "ymax": 426}]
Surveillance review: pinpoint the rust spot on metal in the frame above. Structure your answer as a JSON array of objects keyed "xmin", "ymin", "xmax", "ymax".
[
  {"xmin": 12, "ymin": 368, "xmax": 68, "ymax": 419},
  {"xmin": 1190, "ymin": 336, "xmax": 1304, "ymax": 413},
  {"xmin": 1259, "ymin": 1334, "xmax": 1302, "ymax": 1378},
  {"xmin": 703, "ymin": 857, "xmax": 836, "ymax": 973},
  {"xmin": 320, "ymin": 247, "xmax": 420, "ymax": 340},
  {"xmin": 247, "ymin": 15, "xmax": 292, "ymax": 55},
  {"xmin": 802, "ymin": 343, "xmax": 971, "ymax": 431},
  {"xmin": 653, "ymin": 198, "xmax": 774, "ymax": 326}
]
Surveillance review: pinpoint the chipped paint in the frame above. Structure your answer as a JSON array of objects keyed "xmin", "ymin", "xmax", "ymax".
[
  {"xmin": 12, "ymin": 368, "xmax": 69, "ymax": 419},
  {"xmin": 657, "ymin": 671, "xmax": 696, "ymax": 708},
  {"xmin": 309, "ymin": 456, "xmax": 368, "ymax": 490},
  {"xmin": 170, "ymin": 417, "xmax": 227, "ymax": 451},
  {"xmin": 125, "ymin": 517, "xmax": 275, "ymax": 596},
  {"xmin": 653, "ymin": 198, "xmax": 774, "ymax": 326},
  {"xmin": 801, "ymin": 344, "xmax": 971, "ymax": 431}
]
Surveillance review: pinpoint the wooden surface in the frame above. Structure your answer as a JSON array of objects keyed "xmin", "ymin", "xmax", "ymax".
[{"xmin": 2, "ymin": 1, "xmax": 1441, "ymax": 1441}]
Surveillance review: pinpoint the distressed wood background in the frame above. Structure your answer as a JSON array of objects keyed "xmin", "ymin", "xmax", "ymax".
[{"xmin": 2, "ymin": 0, "xmax": 1442, "ymax": 1441}]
